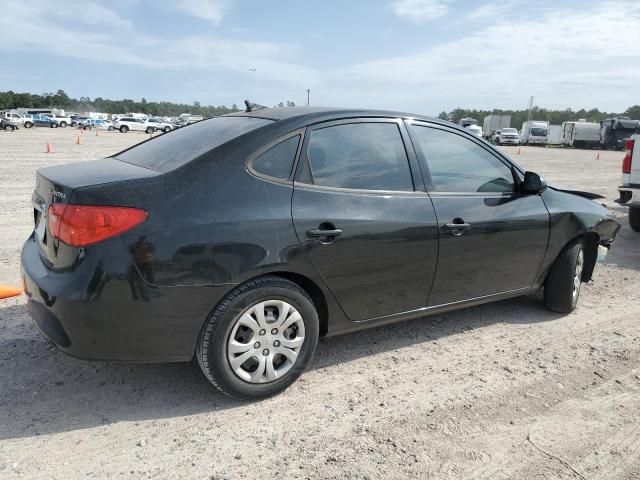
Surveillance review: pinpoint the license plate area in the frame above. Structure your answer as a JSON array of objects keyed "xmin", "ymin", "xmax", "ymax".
[{"xmin": 32, "ymin": 193, "xmax": 47, "ymax": 246}]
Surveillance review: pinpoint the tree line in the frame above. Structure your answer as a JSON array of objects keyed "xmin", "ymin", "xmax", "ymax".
[
  {"xmin": 0, "ymin": 90, "xmax": 297, "ymax": 117},
  {"xmin": 438, "ymin": 105, "xmax": 640, "ymax": 127}
]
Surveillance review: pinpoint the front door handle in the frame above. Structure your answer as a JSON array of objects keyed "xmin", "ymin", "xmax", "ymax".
[
  {"xmin": 306, "ymin": 228, "xmax": 343, "ymax": 238},
  {"xmin": 443, "ymin": 219, "xmax": 471, "ymax": 237}
]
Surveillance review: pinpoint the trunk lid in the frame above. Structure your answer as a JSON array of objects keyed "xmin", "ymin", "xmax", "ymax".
[{"xmin": 32, "ymin": 158, "xmax": 159, "ymax": 267}]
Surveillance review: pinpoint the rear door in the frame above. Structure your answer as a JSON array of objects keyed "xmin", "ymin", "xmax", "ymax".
[
  {"xmin": 408, "ymin": 121, "xmax": 550, "ymax": 306},
  {"xmin": 292, "ymin": 118, "xmax": 439, "ymax": 322}
]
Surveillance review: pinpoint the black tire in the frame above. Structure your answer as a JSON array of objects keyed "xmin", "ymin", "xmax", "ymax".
[
  {"xmin": 4, "ymin": 125, "xmax": 13, "ymax": 131},
  {"xmin": 163, "ymin": 126, "xmax": 171, "ymax": 133},
  {"xmin": 629, "ymin": 206, "xmax": 640, "ymax": 232},
  {"xmin": 108, "ymin": 126, "xmax": 114, "ymax": 131},
  {"xmin": 145, "ymin": 127, "xmax": 155, "ymax": 134},
  {"xmin": 24, "ymin": 121, "xmax": 33, "ymax": 128},
  {"xmin": 120, "ymin": 125, "xmax": 129, "ymax": 133},
  {"xmin": 544, "ymin": 239, "xmax": 584, "ymax": 313},
  {"xmin": 197, "ymin": 276, "xmax": 319, "ymax": 400},
  {"xmin": 59, "ymin": 121, "xmax": 67, "ymax": 128},
  {"xmin": 83, "ymin": 125, "xmax": 90, "ymax": 130}
]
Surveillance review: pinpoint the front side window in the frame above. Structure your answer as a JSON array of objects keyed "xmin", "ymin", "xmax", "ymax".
[
  {"xmin": 305, "ymin": 122, "xmax": 413, "ymax": 191},
  {"xmin": 411, "ymin": 125, "xmax": 515, "ymax": 193},
  {"xmin": 251, "ymin": 135, "xmax": 300, "ymax": 180}
]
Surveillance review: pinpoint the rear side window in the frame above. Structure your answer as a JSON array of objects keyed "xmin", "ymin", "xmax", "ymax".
[
  {"xmin": 115, "ymin": 116, "xmax": 272, "ymax": 172},
  {"xmin": 251, "ymin": 135, "xmax": 300, "ymax": 180},
  {"xmin": 305, "ymin": 122, "xmax": 414, "ymax": 191},
  {"xmin": 411, "ymin": 125, "xmax": 515, "ymax": 193}
]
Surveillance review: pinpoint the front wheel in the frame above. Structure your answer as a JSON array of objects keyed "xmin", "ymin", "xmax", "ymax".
[
  {"xmin": 24, "ymin": 121, "xmax": 33, "ymax": 128},
  {"xmin": 163, "ymin": 126, "xmax": 171, "ymax": 133},
  {"xmin": 120, "ymin": 125, "xmax": 129, "ymax": 133},
  {"xmin": 145, "ymin": 127, "xmax": 155, "ymax": 134},
  {"xmin": 197, "ymin": 276, "xmax": 319, "ymax": 400},
  {"xmin": 544, "ymin": 239, "xmax": 584, "ymax": 313},
  {"xmin": 4, "ymin": 125, "xmax": 14, "ymax": 131},
  {"xmin": 629, "ymin": 206, "xmax": 640, "ymax": 232},
  {"xmin": 59, "ymin": 121, "xmax": 67, "ymax": 128}
]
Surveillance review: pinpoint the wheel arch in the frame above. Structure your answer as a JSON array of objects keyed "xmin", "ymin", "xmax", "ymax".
[
  {"xmin": 263, "ymin": 271, "xmax": 329, "ymax": 337},
  {"xmin": 542, "ymin": 231, "xmax": 600, "ymax": 286}
]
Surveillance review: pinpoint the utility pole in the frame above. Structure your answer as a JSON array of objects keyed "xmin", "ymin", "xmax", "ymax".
[
  {"xmin": 306, "ymin": 89, "xmax": 310, "ymax": 106},
  {"xmin": 527, "ymin": 96, "xmax": 534, "ymax": 123}
]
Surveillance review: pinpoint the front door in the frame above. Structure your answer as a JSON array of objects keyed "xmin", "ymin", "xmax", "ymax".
[
  {"xmin": 408, "ymin": 122, "xmax": 550, "ymax": 306},
  {"xmin": 292, "ymin": 119, "xmax": 439, "ymax": 321}
]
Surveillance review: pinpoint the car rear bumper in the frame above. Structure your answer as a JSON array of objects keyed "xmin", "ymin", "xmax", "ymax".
[{"xmin": 21, "ymin": 233, "xmax": 227, "ymax": 362}]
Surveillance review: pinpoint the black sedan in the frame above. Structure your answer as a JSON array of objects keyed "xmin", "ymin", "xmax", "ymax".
[{"xmin": 21, "ymin": 107, "xmax": 620, "ymax": 399}]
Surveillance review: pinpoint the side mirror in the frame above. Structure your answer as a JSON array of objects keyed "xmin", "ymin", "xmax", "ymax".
[{"xmin": 522, "ymin": 171, "xmax": 547, "ymax": 194}]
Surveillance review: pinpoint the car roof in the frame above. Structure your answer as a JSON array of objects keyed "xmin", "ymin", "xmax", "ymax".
[{"xmin": 227, "ymin": 106, "xmax": 436, "ymax": 123}]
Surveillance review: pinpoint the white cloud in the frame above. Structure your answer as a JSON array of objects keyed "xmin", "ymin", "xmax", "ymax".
[
  {"xmin": 467, "ymin": 0, "xmax": 518, "ymax": 20},
  {"xmin": 391, "ymin": 0, "xmax": 451, "ymax": 23},
  {"xmin": 175, "ymin": 0, "xmax": 229, "ymax": 26}
]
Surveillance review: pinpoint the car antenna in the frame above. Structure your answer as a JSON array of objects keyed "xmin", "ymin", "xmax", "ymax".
[{"xmin": 244, "ymin": 100, "xmax": 268, "ymax": 113}]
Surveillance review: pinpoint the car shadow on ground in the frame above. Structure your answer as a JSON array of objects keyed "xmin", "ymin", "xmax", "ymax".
[{"xmin": 0, "ymin": 294, "xmax": 564, "ymax": 441}]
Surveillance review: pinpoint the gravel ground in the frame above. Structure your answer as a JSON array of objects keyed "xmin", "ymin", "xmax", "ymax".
[{"xmin": 1, "ymin": 127, "xmax": 639, "ymax": 479}]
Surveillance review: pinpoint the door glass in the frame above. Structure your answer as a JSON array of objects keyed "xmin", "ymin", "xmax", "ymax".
[
  {"xmin": 411, "ymin": 125, "xmax": 515, "ymax": 193},
  {"xmin": 306, "ymin": 122, "xmax": 414, "ymax": 191},
  {"xmin": 252, "ymin": 135, "xmax": 300, "ymax": 180}
]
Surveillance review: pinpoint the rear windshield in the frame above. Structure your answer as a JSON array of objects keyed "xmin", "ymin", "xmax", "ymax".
[{"xmin": 115, "ymin": 116, "xmax": 272, "ymax": 172}]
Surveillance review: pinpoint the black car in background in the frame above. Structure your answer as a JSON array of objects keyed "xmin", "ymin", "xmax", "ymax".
[{"xmin": 21, "ymin": 107, "xmax": 620, "ymax": 399}]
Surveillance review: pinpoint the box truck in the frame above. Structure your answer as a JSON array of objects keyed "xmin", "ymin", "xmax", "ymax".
[
  {"xmin": 482, "ymin": 115, "xmax": 511, "ymax": 140},
  {"xmin": 521, "ymin": 121, "xmax": 549, "ymax": 145},
  {"xmin": 561, "ymin": 120, "xmax": 601, "ymax": 149}
]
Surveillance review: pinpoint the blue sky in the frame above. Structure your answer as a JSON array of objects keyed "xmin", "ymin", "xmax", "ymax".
[{"xmin": 1, "ymin": 0, "xmax": 639, "ymax": 114}]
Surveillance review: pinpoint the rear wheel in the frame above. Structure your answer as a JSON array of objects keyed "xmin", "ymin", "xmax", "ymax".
[
  {"xmin": 197, "ymin": 276, "xmax": 319, "ymax": 400},
  {"xmin": 544, "ymin": 239, "xmax": 584, "ymax": 313},
  {"xmin": 629, "ymin": 206, "xmax": 640, "ymax": 232},
  {"xmin": 24, "ymin": 122, "xmax": 33, "ymax": 128},
  {"xmin": 163, "ymin": 126, "xmax": 171, "ymax": 133},
  {"xmin": 145, "ymin": 127, "xmax": 155, "ymax": 134},
  {"xmin": 4, "ymin": 125, "xmax": 13, "ymax": 131},
  {"xmin": 59, "ymin": 121, "xmax": 67, "ymax": 128},
  {"xmin": 120, "ymin": 125, "xmax": 129, "ymax": 133}
]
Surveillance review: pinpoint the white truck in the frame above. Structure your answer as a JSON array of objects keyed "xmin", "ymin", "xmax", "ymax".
[
  {"xmin": 561, "ymin": 120, "xmax": 601, "ymax": 149},
  {"xmin": 2, "ymin": 111, "xmax": 34, "ymax": 128},
  {"xmin": 521, "ymin": 120, "xmax": 549, "ymax": 145},
  {"xmin": 482, "ymin": 115, "xmax": 511, "ymax": 140},
  {"xmin": 618, "ymin": 134, "xmax": 640, "ymax": 231},
  {"xmin": 547, "ymin": 124, "xmax": 562, "ymax": 145}
]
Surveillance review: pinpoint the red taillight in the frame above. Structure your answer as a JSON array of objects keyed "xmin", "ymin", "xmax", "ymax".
[
  {"xmin": 48, "ymin": 204, "xmax": 148, "ymax": 247},
  {"xmin": 622, "ymin": 139, "xmax": 634, "ymax": 174}
]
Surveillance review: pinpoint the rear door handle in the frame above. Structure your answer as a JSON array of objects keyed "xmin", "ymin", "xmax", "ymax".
[{"xmin": 306, "ymin": 228, "xmax": 343, "ymax": 238}]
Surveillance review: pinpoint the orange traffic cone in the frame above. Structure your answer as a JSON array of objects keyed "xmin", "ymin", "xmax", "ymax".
[
  {"xmin": 0, "ymin": 285, "xmax": 22, "ymax": 300},
  {"xmin": 76, "ymin": 135, "xmax": 82, "ymax": 145},
  {"xmin": 46, "ymin": 142, "xmax": 53, "ymax": 153}
]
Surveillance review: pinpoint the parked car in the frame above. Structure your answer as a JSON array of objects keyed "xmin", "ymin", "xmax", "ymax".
[
  {"xmin": 71, "ymin": 115, "xmax": 89, "ymax": 127},
  {"xmin": 80, "ymin": 119, "xmax": 114, "ymax": 131},
  {"xmin": 21, "ymin": 107, "xmax": 620, "ymax": 400},
  {"xmin": 112, "ymin": 117, "xmax": 155, "ymax": 133},
  {"xmin": 496, "ymin": 127, "xmax": 520, "ymax": 145},
  {"xmin": 2, "ymin": 111, "xmax": 33, "ymax": 128},
  {"xmin": 617, "ymin": 134, "xmax": 640, "ymax": 231},
  {"xmin": 466, "ymin": 125, "xmax": 483, "ymax": 138},
  {"xmin": 0, "ymin": 118, "xmax": 19, "ymax": 131},
  {"xmin": 51, "ymin": 115, "xmax": 71, "ymax": 127},
  {"xmin": 32, "ymin": 114, "xmax": 60, "ymax": 128},
  {"xmin": 146, "ymin": 117, "xmax": 173, "ymax": 133},
  {"xmin": 601, "ymin": 117, "xmax": 640, "ymax": 151}
]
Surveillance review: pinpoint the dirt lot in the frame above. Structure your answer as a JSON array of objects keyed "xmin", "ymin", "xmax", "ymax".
[{"xmin": 1, "ymin": 127, "xmax": 639, "ymax": 479}]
